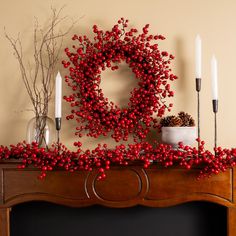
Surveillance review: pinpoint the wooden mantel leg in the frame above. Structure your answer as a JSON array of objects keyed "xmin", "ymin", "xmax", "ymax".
[
  {"xmin": 0, "ymin": 208, "xmax": 10, "ymax": 236},
  {"xmin": 228, "ymin": 207, "xmax": 236, "ymax": 236}
]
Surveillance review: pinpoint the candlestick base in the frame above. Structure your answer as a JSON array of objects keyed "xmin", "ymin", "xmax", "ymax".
[
  {"xmin": 196, "ymin": 78, "xmax": 201, "ymax": 155},
  {"xmin": 214, "ymin": 112, "xmax": 217, "ymax": 156},
  {"xmin": 212, "ymin": 100, "xmax": 218, "ymax": 113},
  {"xmin": 55, "ymin": 118, "xmax": 61, "ymax": 131},
  {"xmin": 55, "ymin": 118, "xmax": 61, "ymax": 154},
  {"xmin": 195, "ymin": 78, "xmax": 201, "ymax": 92},
  {"xmin": 212, "ymin": 100, "xmax": 218, "ymax": 156}
]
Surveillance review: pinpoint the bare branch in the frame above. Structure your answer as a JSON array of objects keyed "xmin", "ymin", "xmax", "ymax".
[{"xmin": 5, "ymin": 6, "xmax": 78, "ymax": 147}]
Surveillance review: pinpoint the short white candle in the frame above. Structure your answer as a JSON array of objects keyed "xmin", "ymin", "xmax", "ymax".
[
  {"xmin": 195, "ymin": 34, "xmax": 202, "ymax": 78},
  {"xmin": 55, "ymin": 72, "xmax": 62, "ymax": 118},
  {"xmin": 211, "ymin": 55, "xmax": 218, "ymax": 100}
]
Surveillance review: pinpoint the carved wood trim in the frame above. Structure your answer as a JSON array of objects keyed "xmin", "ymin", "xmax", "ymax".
[{"xmin": 0, "ymin": 162, "xmax": 234, "ymax": 235}]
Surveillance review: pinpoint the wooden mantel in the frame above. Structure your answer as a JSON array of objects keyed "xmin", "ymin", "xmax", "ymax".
[{"xmin": 0, "ymin": 161, "xmax": 235, "ymax": 236}]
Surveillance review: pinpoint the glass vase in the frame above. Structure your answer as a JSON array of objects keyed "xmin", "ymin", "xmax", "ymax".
[{"xmin": 26, "ymin": 116, "xmax": 55, "ymax": 148}]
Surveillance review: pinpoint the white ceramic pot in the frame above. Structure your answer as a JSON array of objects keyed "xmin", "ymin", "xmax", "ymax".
[{"xmin": 161, "ymin": 126, "xmax": 197, "ymax": 148}]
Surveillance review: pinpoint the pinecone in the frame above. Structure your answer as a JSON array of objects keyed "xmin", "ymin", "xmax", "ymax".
[
  {"xmin": 188, "ymin": 117, "xmax": 195, "ymax": 127},
  {"xmin": 160, "ymin": 115, "xmax": 175, "ymax": 127},
  {"xmin": 169, "ymin": 116, "xmax": 183, "ymax": 127},
  {"xmin": 160, "ymin": 112, "xmax": 195, "ymax": 127},
  {"xmin": 178, "ymin": 112, "xmax": 195, "ymax": 127}
]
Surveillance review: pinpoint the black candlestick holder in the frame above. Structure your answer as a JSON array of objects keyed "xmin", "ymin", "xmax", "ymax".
[
  {"xmin": 55, "ymin": 118, "xmax": 61, "ymax": 152},
  {"xmin": 212, "ymin": 99, "xmax": 218, "ymax": 156},
  {"xmin": 196, "ymin": 78, "xmax": 201, "ymax": 152}
]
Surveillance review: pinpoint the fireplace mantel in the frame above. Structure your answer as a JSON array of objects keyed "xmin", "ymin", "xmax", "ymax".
[{"xmin": 0, "ymin": 161, "xmax": 235, "ymax": 236}]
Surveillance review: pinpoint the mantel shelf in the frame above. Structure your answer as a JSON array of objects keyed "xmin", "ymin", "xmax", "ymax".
[{"xmin": 0, "ymin": 161, "xmax": 235, "ymax": 235}]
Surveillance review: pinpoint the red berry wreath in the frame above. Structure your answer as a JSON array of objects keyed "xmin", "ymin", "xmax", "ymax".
[{"xmin": 63, "ymin": 18, "xmax": 177, "ymax": 142}]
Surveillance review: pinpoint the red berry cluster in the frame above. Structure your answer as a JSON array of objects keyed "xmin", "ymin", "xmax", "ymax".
[
  {"xmin": 63, "ymin": 18, "xmax": 177, "ymax": 142},
  {"xmin": 0, "ymin": 141, "xmax": 236, "ymax": 180}
]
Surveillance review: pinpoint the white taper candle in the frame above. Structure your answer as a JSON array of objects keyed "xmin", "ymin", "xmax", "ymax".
[
  {"xmin": 55, "ymin": 72, "xmax": 62, "ymax": 118},
  {"xmin": 195, "ymin": 34, "xmax": 202, "ymax": 78},
  {"xmin": 211, "ymin": 55, "xmax": 218, "ymax": 100}
]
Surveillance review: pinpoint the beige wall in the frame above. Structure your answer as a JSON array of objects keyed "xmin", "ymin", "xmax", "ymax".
[{"xmin": 0, "ymin": 0, "xmax": 235, "ymax": 150}]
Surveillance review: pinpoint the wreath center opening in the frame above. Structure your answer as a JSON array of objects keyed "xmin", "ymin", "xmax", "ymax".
[{"xmin": 100, "ymin": 61, "xmax": 138, "ymax": 109}]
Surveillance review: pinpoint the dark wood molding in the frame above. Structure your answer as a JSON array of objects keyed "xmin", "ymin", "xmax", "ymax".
[{"xmin": 0, "ymin": 161, "xmax": 235, "ymax": 235}]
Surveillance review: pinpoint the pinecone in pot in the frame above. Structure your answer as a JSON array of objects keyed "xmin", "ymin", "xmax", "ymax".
[{"xmin": 160, "ymin": 112, "xmax": 196, "ymax": 148}]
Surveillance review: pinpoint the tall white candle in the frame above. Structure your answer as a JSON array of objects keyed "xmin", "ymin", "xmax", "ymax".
[
  {"xmin": 55, "ymin": 71, "xmax": 62, "ymax": 118},
  {"xmin": 195, "ymin": 34, "xmax": 202, "ymax": 78},
  {"xmin": 211, "ymin": 55, "xmax": 218, "ymax": 100}
]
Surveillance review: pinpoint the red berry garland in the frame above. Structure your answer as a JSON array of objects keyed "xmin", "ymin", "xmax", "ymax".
[
  {"xmin": 63, "ymin": 18, "xmax": 177, "ymax": 142},
  {"xmin": 0, "ymin": 141, "xmax": 236, "ymax": 180}
]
